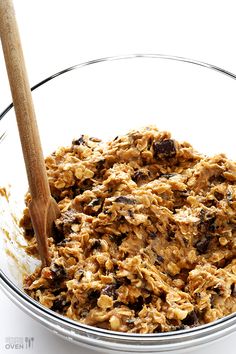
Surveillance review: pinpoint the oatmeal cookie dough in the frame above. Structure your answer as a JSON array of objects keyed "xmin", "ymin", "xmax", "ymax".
[{"xmin": 21, "ymin": 126, "xmax": 236, "ymax": 333}]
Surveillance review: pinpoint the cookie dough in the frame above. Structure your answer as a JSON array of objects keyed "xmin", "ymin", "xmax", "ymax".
[{"xmin": 21, "ymin": 126, "xmax": 236, "ymax": 333}]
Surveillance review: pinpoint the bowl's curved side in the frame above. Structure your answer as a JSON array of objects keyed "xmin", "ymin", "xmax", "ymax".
[{"xmin": 1, "ymin": 53, "xmax": 236, "ymax": 121}]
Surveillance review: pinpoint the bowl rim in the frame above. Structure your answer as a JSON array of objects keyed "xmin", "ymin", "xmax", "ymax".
[
  {"xmin": 1, "ymin": 53, "xmax": 236, "ymax": 121},
  {"xmin": 1, "ymin": 53, "xmax": 236, "ymax": 343}
]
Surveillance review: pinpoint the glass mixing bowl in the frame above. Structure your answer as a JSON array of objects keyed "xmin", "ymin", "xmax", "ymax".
[{"xmin": 0, "ymin": 54, "xmax": 236, "ymax": 353}]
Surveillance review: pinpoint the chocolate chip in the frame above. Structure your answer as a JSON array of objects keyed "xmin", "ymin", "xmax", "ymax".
[
  {"xmin": 118, "ymin": 215, "xmax": 126, "ymax": 224},
  {"xmin": 175, "ymin": 324, "xmax": 185, "ymax": 331},
  {"xmin": 110, "ymin": 233, "xmax": 127, "ymax": 246},
  {"xmin": 182, "ymin": 311, "xmax": 198, "ymax": 326},
  {"xmin": 115, "ymin": 277, "xmax": 131, "ymax": 286},
  {"xmin": 90, "ymin": 239, "xmax": 101, "ymax": 251},
  {"xmin": 51, "ymin": 297, "xmax": 70, "ymax": 312},
  {"xmin": 23, "ymin": 228, "xmax": 34, "ymax": 240},
  {"xmin": 153, "ymin": 139, "xmax": 176, "ymax": 159},
  {"xmin": 128, "ymin": 210, "xmax": 134, "ymax": 218},
  {"xmin": 129, "ymin": 296, "xmax": 144, "ymax": 313},
  {"xmin": 167, "ymin": 230, "xmax": 175, "ymax": 241},
  {"xmin": 205, "ymin": 200, "xmax": 217, "ymax": 208},
  {"xmin": 159, "ymin": 292, "xmax": 166, "ymax": 301},
  {"xmin": 147, "ymin": 137, "xmax": 153, "ymax": 150},
  {"xmin": 227, "ymin": 190, "xmax": 233, "ymax": 202},
  {"xmin": 96, "ymin": 159, "xmax": 106, "ymax": 171},
  {"xmin": 213, "ymin": 285, "xmax": 223, "ymax": 295},
  {"xmin": 75, "ymin": 269, "xmax": 84, "ymax": 281},
  {"xmin": 56, "ymin": 209, "xmax": 79, "ymax": 235},
  {"xmin": 52, "ymin": 288, "xmax": 65, "ymax": 296},
  {"xmin": 231, "ymin": 283, "xmax": 236, "ymax": 297},
  {"xmin": 114, "ymin": 196, "xmax": 136, "ymax": 205},
  {"xmin": 144, "ymin": 295, "xmax": 152, "ymax": 304},
  {"xmin": 214, "ymin": 191, "xmax": 224, "ymax": 201},
  {"xmin": 88, "ymin": 198, "xmax": 103, "ymax": 207},
  {"xmin": 102, "ymin": 284, "xmax": 117, "ymax": 299},
  {"xmin": 195, "ymin": 235, "xmax": 211, "ymax": 254},
  {"xmin": 86, "ymin": 198, "xmax": 104, "ymax": 215},
  {"xmin": 210, "ymin": 294, "xmax": 217, "ymax": 308},
  {"xmin": 52, "ymin": 223, "xmax": 65, "ymax": 244},
  {"xmin": 153, "ymin": 324, "xmax": 162, "ymax": 333},
  {"xmin": 208, "ymin": 222, "xmax": 216, "ymax": 232},
  {"xmin": 113, "ymin": 301, "xmax": 126, "ymax": 308},
  {"xmin": 160, "ymin": 173, "xmax": 177, "ymax": 179},
  {"xmin": 88, "ymin": 290, "xmax": 100, "ymax": 300},
  {"xmin": 155, "ymin": 254, "xmax": 164, "ymax": 265},
  {"xmin": 199, "ymin": 209, "xmax": 206, "ymax": 223},
  {"xmin": 72, "ymin": 135, "xmax": 85, "ymax": 145},
  {"xmin": 51, "ymin": 263, "xmax": 67, "ymax": 281},
  {"xmin": 103, "ymin": 209, "xmax": 112, "ymax": 216},
  {"xmin": 132, "ymin": 171, "xmax": 147, "ymax": 183},
  {"xmin": 198, "ymin": 212, "xmax": 216, "ymax": 232},
  {"xmin": 51, "ymin": 299, "xmax": 64, "ymax": 311},
  {"xmin": 209, "ymin": 174, "xmax": 225, "ymax": 184},
  {"xmin": 80, "ymin": 179, "xmax": 94, "ymax": 190},
  {"xmin": 149, "ymin": 231, "xmax": 157, "ymax": 239},
  {"xmin": 57, "ymin": 239, "xmax": 69, "ymax": 246},
  {"xmin": 71, "ymin": 185, "xmax": 80, "ymax": 198}
]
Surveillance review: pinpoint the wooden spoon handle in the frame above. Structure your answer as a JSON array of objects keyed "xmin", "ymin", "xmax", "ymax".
[
  {"xmin": 0, "ymin": 0, "xmax": 50, "ymax": 201},
  {"xmin": 0, "ymin": 0, "xmax": 61, "ymax": 266}
]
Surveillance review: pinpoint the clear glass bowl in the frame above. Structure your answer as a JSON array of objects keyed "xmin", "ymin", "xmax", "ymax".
[{"xmin": 0, "ymin": 54, "xmax": 236, "ymax": 353}]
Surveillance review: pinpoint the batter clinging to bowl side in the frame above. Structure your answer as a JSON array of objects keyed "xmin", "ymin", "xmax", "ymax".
[{"xmin": 21, "ymin": 126, "xmax": 236, "ymax": 333}]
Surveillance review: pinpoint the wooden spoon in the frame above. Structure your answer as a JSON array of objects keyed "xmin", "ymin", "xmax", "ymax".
[{"xmin": 0, "ymin": 0, "xmax": 60, "ymax": 266}]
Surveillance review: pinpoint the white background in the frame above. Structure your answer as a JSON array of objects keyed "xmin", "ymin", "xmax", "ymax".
[{"xmin": 1, "ymin": 1, "xmax": 236, "ymax": 353}]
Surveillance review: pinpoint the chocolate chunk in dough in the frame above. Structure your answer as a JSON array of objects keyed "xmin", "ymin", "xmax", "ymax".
[
  {"xmin": 90, "ymin": 239, "xmax": 101, "ymax": 251},
  {"xmin": 51, "ymin": 297, "xmax": 70, "ymax": 312},
  {"xmin": 214, "ymin": 191, "xmax": 224, "ymax": 201},
  {"xmin": 114, "ymin": 196, "xmax": 136, "ymax": 205},
  {"xmin": 149, "ymin": 231, "xmax": 157, "ymax": 239},
  {"xmin": 51, "ymin": 264, "xmax": 67, "ymax": 281},
  {"xmin": 160, "ymin": 173, "xmax": 177, "ymax": 179},
  {"xmin": 102, "ymin": 284, "xmax": 118, "ymax": 299},
  {"xmin": 153, "ymin": 139, "xmax": 176, "ymax": 158},
  {"xmin": 182, "ymin": 311, "xmax": 198, "ymax": 326},
  {"xmin": 130, "ymin": 296, "xmax": 144, "ymax": 313},
  {"xmin": 88, "ymin": 290, "xmax": 100, "ymax": 300},
  {"xmin": 52, "ymin": 223, "xmax": 65, "ymax": 244},
  {"xmin": 72, "ymin": 135, "xmax": 86, "ymax": 145},
  {"xmin": 110, "ymin": 233, "xmax": 127, "ymax": 246},
  {"xmin": 132, "ymin": 171, "xmax": 147, "ymax": 183},
  {"xmin": 88, "ymin": 198, "xmax": 103, "ymax": 207},
  {"xmin": 195, "ymin": 235, "xmax": 211, "ymax": 254},
  {"xmin": 231, "ymin": 284, "xmax": 236, "ymax": 297},
  {"xmin": 155, "ymin": 254, "xmax": 164, "ymax": 265}
]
